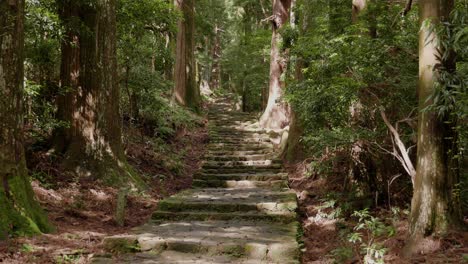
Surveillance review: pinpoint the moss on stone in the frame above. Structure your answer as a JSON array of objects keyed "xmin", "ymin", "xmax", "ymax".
[{"xmin": 103, "ymin": 236, "xmax": 140, "ymax": 253}]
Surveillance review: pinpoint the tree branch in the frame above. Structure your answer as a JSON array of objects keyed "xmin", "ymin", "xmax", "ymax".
[
  {"xmin": 380, "ymin": 108, "xmax": 416, "ymax": 185},
  {"xmin": 402, "ymin": 0, "xmax": 413, "ymax": 16}
]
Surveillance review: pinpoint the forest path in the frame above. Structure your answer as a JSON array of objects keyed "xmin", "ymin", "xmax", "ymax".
[{"xmin": 92, "ymin": 97, "xmax": 300, "ymax": 263}]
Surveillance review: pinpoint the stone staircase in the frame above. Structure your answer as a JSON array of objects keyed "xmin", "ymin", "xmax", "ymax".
[{"xmin": 93, "ymin": 98, "xmax": 300, "ymax": 263}]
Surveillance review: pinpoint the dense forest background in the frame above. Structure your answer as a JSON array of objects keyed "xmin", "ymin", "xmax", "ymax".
[{"xmin": 0, "ymin": 0, "xmax": 467, "ymax": 263}]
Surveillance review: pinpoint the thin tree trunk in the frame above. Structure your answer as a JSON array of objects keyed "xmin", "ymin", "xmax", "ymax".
[
  {"xmin": 0, "ymin": 0, "xmax": 51, "ymax": 238},
  {"xmin": 210, "ymin": 26, "xmax": 222, "ymax": 90},
  {"xmin": 284, "ymin": 0, "xmax": 304, "ymax": 161},
  {"xmin": 405, "ymin": 0, "xmax": 459, "ymax": 255}
]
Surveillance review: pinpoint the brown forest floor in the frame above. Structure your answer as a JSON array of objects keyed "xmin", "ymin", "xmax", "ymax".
[
  {"xmin": 288, "ymin": 163, "xmax": 468, "ymax": 264},
  {"xmin": 0, "ymin": 124, "xmax": 208, "ymax": 264}
]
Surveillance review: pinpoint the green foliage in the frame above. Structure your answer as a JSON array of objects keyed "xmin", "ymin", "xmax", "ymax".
[
  {"xmin": 285, "ymin": 0, "xmax": 420, "ymax": 200},
  {"xmin": 347, "ymin": 209, "xmax": 395, "ymax": 264},
  {"xmin": 222, "ymin": 27, "xmax": 271, "ymax": 112},
  {"xmin": 331, "ymin": 246, "xmax": 354, "ymax": 263}
]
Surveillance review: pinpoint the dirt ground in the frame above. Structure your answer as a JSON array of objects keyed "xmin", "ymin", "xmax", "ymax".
[
  {"xmin": 0, "ymin": 125, "xmax": 208, "ymax": 264},
  {"xmin": 288, "ymin": 162, "xmax": 468, "ymax": 264}
]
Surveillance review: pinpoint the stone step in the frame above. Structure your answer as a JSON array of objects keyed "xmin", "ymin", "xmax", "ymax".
[
  {"xmin": 202, "ymin": 164, "xmax": 282, "ymax": 170},
  {"xmin": 204, "ymin": 154, "xmax": 274, "ymax": 161},
  {"xmin": 195, "ymin": 172, "xmax": 288, "ymax": 181},
  {"xmin": 207, "ymin": 150, "xmax": 271, "ymax": 156},
  {"xmin": 100, "ymin": 221, "xmax": 299, "ymax": 264},
  {"xmin": 201, "ymin": 169, "xmax": 282, "ymax": 175},
  {"xmin": 193, "ymin": 179, "xmax": 288, "ymax": 189},
  {"xmin": 208, "ymin": 141, "xmax": 273, "ymax": 146},
  {"xmin": 93, "ymin": 251, "xmax": 299, "ymax": 264},
  {"xmin": 207, "ymin": 144, "xmax": 273, "ymax": 153},
  {"xmin": 203, "ymin": 160, "xmax": 281, "ymax": 167},
  {"xmin": 209, "ymin": 138, "xmax": 272, "ymax": 144},
  {"xmin": 152, "ymin": 210, "xmax": 296, "ymax": 223},
  {"xmin": 209, "ymin": 129, "xmax": 266, "ymax": 135},
  {"xmin": 157, "ymin": 188, "xmax": 297, "ymax": 215}
]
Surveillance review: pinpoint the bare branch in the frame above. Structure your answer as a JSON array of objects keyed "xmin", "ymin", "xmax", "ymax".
[
  {"xmin": 261, "ymin": 15, "xmax": 276, "ymax": 24},
  {"xmin": 402, "ymin": 0, "xmax": 413, "ymax": 16},
  {"xmin": 380, "ymin": 108, "xmax": 416, "ymax": 185}
]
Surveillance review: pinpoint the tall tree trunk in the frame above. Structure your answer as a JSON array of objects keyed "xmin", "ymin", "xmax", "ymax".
[
  {"xmin": 0, "ymin": 0, "xmax": 51, "ymax": 238},
  {"xmin": 210, "ymin": 26, "xmax": 222, "ymax": 90},
  {"xmin": 259, "ymin": 0, "xmax": 292, "ymax": 129},
  {"xmin": 55, "ymin": 0, "xmax": 144, "ymax": 188},
  {"xmin": 173, "ymin": 0, "xmax": 200, "ymax": 111},
  {"xmin": 200, "ymin": 37, "xmax": 213, "ymax": 96},
  {"xmin": 405, "ymin": 0, "xmax": 459, "ymax": 255},
  {"xmin": 284, "ymin": 0, "xmax": 304, "ymax": 161},
  {"xmin": 54, "ymin": 0, "xmax": 80, "ymax": 152}
]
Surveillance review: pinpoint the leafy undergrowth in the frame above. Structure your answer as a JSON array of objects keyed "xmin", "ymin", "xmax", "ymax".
[
  {"xmin": 288, "ymin": 163, "xmax": 468, "ymax": 264},
  {"xmin": 0, "ymin": 123, "xmax": 208, "ymax": 263}
]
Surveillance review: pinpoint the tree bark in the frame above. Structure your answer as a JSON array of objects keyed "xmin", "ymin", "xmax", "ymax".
[
  {"xmin": 54, "ymin": 0, "xmax": 80, "ymax": 152},
  {"xmin": 283, "ymin": 0, "xmax": 304, "ymax": 161},
  {"xmin": 0, "ymin": 0, "xmax": 51, "ymax": 238},
  {"xmin": 210, "ymin": 26, "xmax": 222, "ymax": 90},
  {"xmin": 173, "ymin": 0, "xmax": 200, "ymax": 111},
  {"xmin": 55, "ymin": 0, "xmax": 144, "ymax": 188},
  {"xmin": 259, "ymin": 0, "xmax": 292, "ymax": 129},
  {"xmin": 405, "ymin": 0, "xmax": 459, "ymax": 255}
]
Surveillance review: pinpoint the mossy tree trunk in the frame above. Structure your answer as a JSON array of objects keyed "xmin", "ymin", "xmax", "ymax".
[
  {"xmin": 0, "ymin": 0, "xmax": 52, "ymax": 239},
  {"xmin": 405, "ymin": 0, "xmax": 460, "ymax": 255},
  {"xmin": 54, "ymin": 0, "xmax": 144, "ymax": 188},
  {"xmin": 173, "ymin": 0, "xmax": 200, "ymax": 111},
  {"xmin": 259, "ymin": 0, "xmax": 292, "ymax": 130}
]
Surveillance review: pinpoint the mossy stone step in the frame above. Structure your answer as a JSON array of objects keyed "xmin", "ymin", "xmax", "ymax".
[
  {"xmin": 93, "ymin": 251, "xmax": 299, "ymax": 264},
  {"xmin": 201, "ymin": 168, "xmax": 283, "ymax": 175},
  {"xmin": 195, "ymin": 172, "xmax": 288, "ymax": 181},
  {"xmin": 157, "ymin": 188, "xmax": 297, "ymax": 214},
  {"xmin": 207, "ymin": 150, "xmax": 271, "ymax": 156},
  {"xmin": 192, "ymin": 179, "xmax": 288, "ymax": 189},
  {"xmin": 209, "ymin": 130, "xmax": 266, "ymax": 135},
  {"xmin": 209, "ymin": 138, "xmax": 272, "ymax": 144},
  {"xmin": 204, "ymin": 154, "xmax": 274, "ymax": 161},
  {"xmin": 152, "ymin": 210, "xmax": 296, "ymax": 223},
  {"xmin": 203, "ymin": 160, "xmax": 281, "ymax": 167},
  {"xmin": 208, "ymin": 146, "xmax": 273, "ymax": 152},
  {"xmin": 99, "ymin": 221, "xmax": 299, "ymax": 263},
  {"xmin": 208, "ymin": 142, "xmax": 274, "ymax": 148}
]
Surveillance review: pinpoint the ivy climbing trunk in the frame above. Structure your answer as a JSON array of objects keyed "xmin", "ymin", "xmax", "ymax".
[
  {"xmin": 0, "ymin": 0, "xmax": 51, "ymax": 238},
  {"xmin": 173, "ymin": 0, "xmax": 200, "ymax": 111},
  {"xmin": 55, "ymin": 0, "xmax": 144, "ymax": 188},
  {"xmin": 405, "ymin": 0, "xmax": 459, "ymax": 255},
  {"xmin": 259, "ymin": 0, "xmax": 292, "ymax": 129}
]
